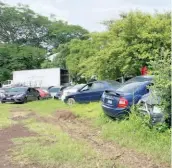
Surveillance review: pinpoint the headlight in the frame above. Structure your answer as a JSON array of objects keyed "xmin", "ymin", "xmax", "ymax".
[
  {"xmin": 101, "ymin": 92, "xmax": 106, "ymax": 101},
  {"xmin": 63, "ymin": 92, "xmax": 70, "ymax": 97},
  {"xmin": 13, "ymin": 94, "xmax": 24, "ymax": 98}
]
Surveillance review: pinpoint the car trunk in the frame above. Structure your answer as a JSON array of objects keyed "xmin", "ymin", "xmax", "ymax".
[{"xmin": 103, "ymin": 90, "xmax": 122, "ymax": 107}]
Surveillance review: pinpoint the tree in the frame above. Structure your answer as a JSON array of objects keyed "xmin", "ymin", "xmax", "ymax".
[
  {"xmin": 0, "ymin": 2, "xmax": 50, "ymax": 47},
  {"xmin": 0, "ymin": 2, "xmax": 89, "ymax": 49},
  {"xmin": 48, "ymin": 22, "xmax": 89, "ymax": 47},
  {"xmin": 65, "ymin": 11, "xmax": 170, "ymax": 81},
  {"xmin": 0, "ymin": 44, "xmax": 46, "ymax": 81}
]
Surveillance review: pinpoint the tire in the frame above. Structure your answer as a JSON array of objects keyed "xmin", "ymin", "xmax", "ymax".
[
  {"xmin": 23, "ymin": 97, "xmax": 27, "ymax": 104},
  {"xmin": 67, "ymin": 98, "xmax": 76, "ymax": 105}
]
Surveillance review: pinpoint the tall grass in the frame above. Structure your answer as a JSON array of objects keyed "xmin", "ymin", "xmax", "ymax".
[{"xmin": 100, "ymin": 113, "xmax": 171, "ymax": 163}]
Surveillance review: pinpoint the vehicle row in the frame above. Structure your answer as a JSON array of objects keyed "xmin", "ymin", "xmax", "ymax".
[
  {"xmin": 0, "ymin": 75, "xmax": 165, "ymax": 125},
  {"xmin": 57, "ymin": 75, "xmax": 165, "ymax": 125}
]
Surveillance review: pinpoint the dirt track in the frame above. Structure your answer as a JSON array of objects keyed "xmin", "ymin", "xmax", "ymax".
[{"xmin": 0, "ymin": 107, "xmax": 170, "ymax": 168}]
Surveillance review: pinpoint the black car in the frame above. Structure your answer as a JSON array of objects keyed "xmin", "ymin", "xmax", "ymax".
[{"xmin": 1, "ymin": 87, "xmax": 40, "ymax": 103}]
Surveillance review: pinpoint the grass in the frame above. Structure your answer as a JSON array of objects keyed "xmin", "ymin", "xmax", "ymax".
[
  {"xmin": 0, "ymin": 104, "xmax": 12, "ymax": 129},
  {"xmin": 22, "ymin": 99, "xmax": 68, "ymax": 116},
  {"xmin": 1, "ymin": 100, "xmax": 170, "ymax": 165},
  {"xmin": 12, "ymin": 119, "xmax": 114, "ymax": 168},
  {"xmin": 22, "ymin": 99, "xmax": 102, "ymax": 119},
  {"xmin": 101, "ymin": 113, "xmax": 171, "ymax": 163},
  {"xmin": 21, "ymin": 100, "xmax": 171, "ymax": 163}
]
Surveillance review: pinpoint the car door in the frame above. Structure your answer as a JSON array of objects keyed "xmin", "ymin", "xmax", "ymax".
[
  {"xmin": 89, "ymin": 82, "xmax": 105, "ymax": 102},
  {"xmin": 32, "ymin": 88, "xmax": 39, "ymax": 100},
  {"xmin": 74, "ymin": 84, "xmax": 93, "ymax": 103},
  {"xmin": 26, "ymin": 88, "xmax": 33, "ymax": 101}
]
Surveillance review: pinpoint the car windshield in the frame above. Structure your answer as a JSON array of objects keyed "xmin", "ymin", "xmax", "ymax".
[
  {"xmin": 117, "ymin": 82, "xmax": 143, "ymax": 93},
  {"xmin": 9, "ymin": 87, "xmax": 27, "ymax": 93},
  {"xmin": 125, "ymin": 76, "xmax": 153, "ymax": 84},
  {"xmin": 2, "ymin": 88, "xmax": 11, "ymax": 92},
  {"xmin": 49, "ymin": 87, "xmax": 60, "ymax": 93},
  {"xmin": 72, "ymin": 84, "xmax": 86, "ymax": 89}
]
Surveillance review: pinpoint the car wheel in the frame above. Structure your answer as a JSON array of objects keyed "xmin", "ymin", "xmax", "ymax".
[
  {"xmin": 67, "ymin": 98, "xmax": 76, "ymax": 105},
  {"xmin": 23, "ymin": 97, "xmax": 27, "ymax": 104}
]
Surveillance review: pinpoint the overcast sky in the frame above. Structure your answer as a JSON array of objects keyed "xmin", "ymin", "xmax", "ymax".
[{"xmin": 2, "ymin": 0, "xmax": 171, "ymax": 31}]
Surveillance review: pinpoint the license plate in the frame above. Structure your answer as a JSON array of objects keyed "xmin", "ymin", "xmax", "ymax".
[{"xmin": 107, "ymin": 99, "xmax": 112, "ymax": 104}]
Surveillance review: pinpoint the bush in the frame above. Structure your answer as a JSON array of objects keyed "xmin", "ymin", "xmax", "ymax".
[{"xmin": 149, "ymin": 49, "xmax": 171, "ymax": 126}]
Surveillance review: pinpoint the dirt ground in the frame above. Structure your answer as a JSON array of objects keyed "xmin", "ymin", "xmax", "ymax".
[{"xmin": 0, "ymin": 107, "xmax": 170, "ymax": 168}]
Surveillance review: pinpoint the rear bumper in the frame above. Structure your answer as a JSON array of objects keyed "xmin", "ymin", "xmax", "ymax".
[{"xmin": 102, "ymin": 104, "xmax": 129, "ymax": 118}]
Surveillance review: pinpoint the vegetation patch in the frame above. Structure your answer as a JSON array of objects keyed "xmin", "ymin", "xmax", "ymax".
[
  {"xmin": 12, "ymin": 120, "xmax": 114, "ymax": 168},
  {"xmin": 0, "ymin": 105, "xmax": 12, "ymax": 129}
]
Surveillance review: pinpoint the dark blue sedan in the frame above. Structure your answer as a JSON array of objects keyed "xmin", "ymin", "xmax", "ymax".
[
  {"xmin": 63, "ymin": 81, "xmax": 121, "ymax": 104},
  {"xmin": 101, "ymin": 81, "xmax": 152, "ymax": 118}
]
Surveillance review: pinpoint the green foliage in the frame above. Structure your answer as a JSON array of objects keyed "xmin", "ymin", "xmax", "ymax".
[
  {"xmin": 101, "ymin": 112, "xmax": 171, "ymax": 163},
  {"xmin": 0, "ymin": 44, "xmax": 46, "ymax": 81},
  {"xmin": 48, "ymin": 22, "xmax": 89, "ymax": 47},
  {"xmin": 0, "ymin": 2, "xmax": 89, "ymax": 82},
  {"xmin": 0, "ymin": 3, "xmax": 50, "ymax": 46},
  {"xmin": 149, "ymin": 49, "xmax": 171, "ymax": 123},
  {"xmin": 66, "ymin": 11, "xmax": 171, "ymax": 81}
]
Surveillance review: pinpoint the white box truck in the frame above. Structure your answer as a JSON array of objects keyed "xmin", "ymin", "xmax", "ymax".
[{"xmin": 12, "ymin": 68, "xmax": 69, "ymax": 87}]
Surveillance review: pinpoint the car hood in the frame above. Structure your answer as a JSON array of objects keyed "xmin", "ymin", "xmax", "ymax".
[
  {"xmin": 5, "ymin": 92, "xmax": 25, "ymax": 97},
  {"xmin": 140, "ymin": 93, "xmax": 160, "ymax": 105},
  {"xmin": 63, "ymin": 88, "xmax": 78, "ymax": 93}
]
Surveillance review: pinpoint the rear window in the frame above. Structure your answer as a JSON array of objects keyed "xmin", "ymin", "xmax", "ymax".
[
  {"xmin": 117, "ymin": 82, "xmax": 143, "ymax": 93},
  {"xmin": 125, "ymin": 76, "xmax": 152, "ymax": 83},
  {"xmin": 107, "ymin": 81, "xmax": 121, "ymax": 87}
]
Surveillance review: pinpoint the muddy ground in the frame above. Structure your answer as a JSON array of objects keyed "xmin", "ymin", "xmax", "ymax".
[{"xmin": 0, "ymin": 107, "xmax": 170, "ymax": 168}]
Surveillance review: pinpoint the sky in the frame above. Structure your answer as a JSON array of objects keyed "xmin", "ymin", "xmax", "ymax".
[{"xmin": 2, "ymin": 0, "xmax": 171, "ymax": 32}]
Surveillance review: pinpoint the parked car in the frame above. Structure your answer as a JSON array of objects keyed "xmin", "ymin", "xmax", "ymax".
[
  {"xmin": 0, "ymin": 89, "xmax": 5, "ymax": 101},
  {"xmin": 63, "ymin": 81, "xmax": 121, "ymax": 104},
  {"xmin": 1, "ymin": 87, "xmax": 40, "ymax": 103},
  {"xmin": 138, "ymin": 92, "xmax": 164, "ymax": 125},
  {"xmin": 61, "ymin": 84, "xmax": 86, "ymax": 101},
  {"xmin": 101, "ymin": 81, "xmax": 152, "ymax": 118},
  {"xmin": 116, "ymin": 76, "xmax": 134, "ymax": 83},
  {"xmin": 125, "ymin": 75, "xmax": 154, "ymax": 84},
  {"xmin": 0, "ymin": 87, "xmax": 11, "ymax": 101},
  {"xmin": 48, "ymin": 87, "xmax": 60, "ymax": 98},
  {"xmin": 54, "ymin": 86, "xmax": 69, "ymax": 99},
  {"xmin": 36, "ymin": 88, "xmax": 51, "ymax": 100}
]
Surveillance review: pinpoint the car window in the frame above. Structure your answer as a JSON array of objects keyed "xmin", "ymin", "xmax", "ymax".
[
  {"xmin": 117, "ymin": 82, "xmax": 143, "ymax": 93},
  {"xmin": 81, "ymin": 84, "xmax": 90, "ymax": 91},
  {"xmin": 90, "ymin": 83, "xmax": 104, "ymax": 90},
  {"xmin": 49, "ymin": 87, "xmax": 60, "ymax": 93}
]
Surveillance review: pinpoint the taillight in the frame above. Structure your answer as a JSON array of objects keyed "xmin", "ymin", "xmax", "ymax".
[{"xmin": 117, "ymin": 97, "xmax": 128, "ymax": 108}]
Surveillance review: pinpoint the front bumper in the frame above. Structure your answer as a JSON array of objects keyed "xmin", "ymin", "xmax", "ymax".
[
  {"xmin": 102, "ymin": 104, "xmax": 129, "ymax": 118},
  {"xmin": 2, "ymin": 97, "xmax": 24, "ymax": 103}
]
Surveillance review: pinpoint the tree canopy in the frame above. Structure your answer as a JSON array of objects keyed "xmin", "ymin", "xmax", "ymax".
[{"xmin": 0, "ymin": 2, "xmax": 89, "ymax": 82}]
